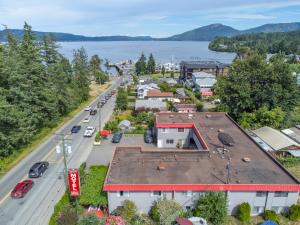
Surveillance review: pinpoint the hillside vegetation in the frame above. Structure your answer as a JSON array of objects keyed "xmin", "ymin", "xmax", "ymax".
[
  {"xmin": 0, "ymin": 23, "xmax": 90, "ymax": 160},
  {"xmin": 209, "ymin": 30, "xmax": 300, "ymax": 54}
]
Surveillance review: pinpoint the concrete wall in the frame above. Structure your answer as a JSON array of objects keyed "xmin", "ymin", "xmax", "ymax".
[
  {"xmin": 156, "ymin": 127, "xmax": 192, "ymax": 148},
  {"xmin": 108, "ymin": 191, "xmax": 299, "ymax": 215}
]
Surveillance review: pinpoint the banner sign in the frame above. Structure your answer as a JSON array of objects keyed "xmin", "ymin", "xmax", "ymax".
[{"xmin": 68, "ymin": 169, "xmax": 80, "ymax": 196}]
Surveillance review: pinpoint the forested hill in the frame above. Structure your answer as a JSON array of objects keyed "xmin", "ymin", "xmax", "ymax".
[
  {"xmin": 0, "ymin": 29, "xmax": 153, "ymax": 42},
  {"xmin": 208, "ymin": 30, "xmax": 300, "ymax": 54}
]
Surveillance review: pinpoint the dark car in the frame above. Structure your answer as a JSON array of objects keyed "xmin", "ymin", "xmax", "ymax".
[
  {"xmin": 28, "ymin": 162, "xmax": 49, "ymax": 178},
  {"xmin": 11, "ymin": 180, "xmax": 34, "ymax": 198},
  {"xmin": 144, "ymin": 130, "xmax": 153, "ymax": 143},
  {"xmin": 105, "ymin": 95, "xmax": 110, "ymax": 100},
  {"xmin": 90, "ymin": 109, "xmax": 97, "ymax": 115},
  {"xmin": 112, "ymin": 131, "xmax": 123, "ymax": 143},
  {"xmin": 71, "ymin": 125, "xmax": 81, "ymax": 133}
]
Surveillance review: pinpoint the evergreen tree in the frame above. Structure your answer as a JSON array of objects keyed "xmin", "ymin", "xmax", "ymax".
[
  {"xmin": 135, "ymin": 53, "xmax": 147, "ymax": 75},
  {"xmin": 161, "ymin": 65, "xmax": 166, "ymax": 76},
  {"xmin": 147, "ymin": 53, "xmax": 156, "ymax": 74}
]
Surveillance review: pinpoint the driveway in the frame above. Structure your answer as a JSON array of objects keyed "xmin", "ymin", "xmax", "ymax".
[{"xmin": 86, "ymin": 134, "xmax": 156, "ymax": 166}]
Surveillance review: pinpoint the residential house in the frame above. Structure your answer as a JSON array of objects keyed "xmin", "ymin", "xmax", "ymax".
[
  {"xmin": 159, "ymin": 77, "xmax": 178, "ymax": 87},
  {"xmin": 135, "ymin": 100, "xmax": 167, "ymax": 111},
  {"xmin": 136, "ymin": 83, "xmax": 159, "ymax": 99},
  {"xmin": 192, "ymin": 72, "xmax": 216, "ymax": 98},
  {"xmin": 146, "ymin": 89, "xmax": 174, "ymax": 101},
  {"xmin": 180, "ymin": 61, "xmax": 229, "ymax": 80},
  {"xmin": 253, "ymin": 126, "xmax": 300, "ymax": 157},
  {"xmin": 174, "ymin": 104, "xmax": 197, "ymax": 113},
  {"xmin": 104, "ymin": 112, "xmax": 300, "ymax": 215}
]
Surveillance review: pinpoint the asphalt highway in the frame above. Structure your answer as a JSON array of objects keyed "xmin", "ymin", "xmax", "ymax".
[{"xmin": 0, "ymin": 77, "xmax": 121, "ymax": 225}]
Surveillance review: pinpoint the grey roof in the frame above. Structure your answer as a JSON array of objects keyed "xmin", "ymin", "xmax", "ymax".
[
  {"xmin": 193, "ymin": 72, "xmax": 216, "ymax": 87},
  {"xmin": 176, "ymin": 88, "xmax": 186, "ymax": 97},
  {"xmin": 118, "ymin": 120, "xmax": 131, "ymax": 128},
  {"xmin": 135, "ymin": 100, "xmax": 167, "ymax": 110},
  {"xmin": 253, "ymin": 126, "xmax": 300, "ymax": 151},
  {"xmin": 180, "ymin": 60, "xmax": 230, "ymax": 69},
  {"xmin": 282, "ymin": 127, "xmax": 300, "ymax": 144}
]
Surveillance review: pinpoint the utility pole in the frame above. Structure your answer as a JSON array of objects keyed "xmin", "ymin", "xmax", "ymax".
[{"xmin": 55, "ymin": 133, "xmax": 71, "ymax": 189}]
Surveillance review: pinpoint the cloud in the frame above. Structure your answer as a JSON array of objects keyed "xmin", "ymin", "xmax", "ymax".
[{"xmin": 210, "ymin": 14, "xmax": 276, "ymax": 21}]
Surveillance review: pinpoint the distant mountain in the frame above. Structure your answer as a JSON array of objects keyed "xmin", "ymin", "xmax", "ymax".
[
  {"xmin": 1, "ymin": 22, "xmax": 300, "ymax": 42},
  {"xmin": 162, "ymin": 24, "xmax": 240, "ymax": 41},
  {"xmin": 0, "ymin": 29, "xmax": 153, "ymax": 42},
  {"xmin": 243, "ymin": 22, "xmax": 300, "ymax": 34}
]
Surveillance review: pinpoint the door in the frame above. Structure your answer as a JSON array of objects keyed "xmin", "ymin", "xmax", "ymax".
[{"xmin": 157, "ymin": 139, "xmax": 163, "ymax": 148}]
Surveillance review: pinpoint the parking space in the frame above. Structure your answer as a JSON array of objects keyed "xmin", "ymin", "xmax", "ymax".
[{"xmin": 86, "ymin": 134, "xmax": 156, "ymax": 167}]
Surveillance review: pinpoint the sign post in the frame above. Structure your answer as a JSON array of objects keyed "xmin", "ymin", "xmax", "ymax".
[{"xmin": 67, "ymin": 169, "xmax": 81, "ymax": 197}]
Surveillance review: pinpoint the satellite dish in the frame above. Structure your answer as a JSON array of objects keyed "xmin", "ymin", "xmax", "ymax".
[{"xmin": 218, "ymin": 132, "xmax": 235, "ymax": 147}]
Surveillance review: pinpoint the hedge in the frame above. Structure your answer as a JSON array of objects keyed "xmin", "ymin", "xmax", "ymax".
[{"xmin": 237, "ymin": 202, "xmax": 251, "ymax": 222}]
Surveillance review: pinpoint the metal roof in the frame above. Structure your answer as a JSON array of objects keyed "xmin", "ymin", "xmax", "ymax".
[
  {"xmin": 135, "ymin": 100, "xmax": 167, "ymax": 110},
  {"xmin": 253, "ymin": 126, "xmax": 300, "ymax": 151},
  {"xmin": 282, "ymin": 127, "xmax": 300, "ymax": 144},
  {"xmin": 180, "ymin": 60, "xmax": 230, "ymax": 69}
]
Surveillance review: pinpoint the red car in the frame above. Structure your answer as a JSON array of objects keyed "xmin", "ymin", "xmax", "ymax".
[{"xmin": 11, "ymin": 180, "xmax": 34, "ymax": 198}]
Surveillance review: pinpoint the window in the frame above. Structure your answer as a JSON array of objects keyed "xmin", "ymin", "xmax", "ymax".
[
  {"xmin": 256, "ymin": 191, "xmax": 267, "ymax": 197},
  {"xmin": 166, "ymin": 139, "xmax": 174, "ymax": 144},
  {"xmin": 274, "ymin": 192, "xmax": 288, "ymax": 197},
  {"xmin": 178, "ymin": 128, "xmax": 184, "ymax": 132},
  {"xmin": 117, "ymin": 191, "xmax": 129, "ymax": 197},
  {"xmin": 162, "ymin": 128, "xmax": 168, "ymax": 133},
  {"xmin": 184, "ymin": 191, "xmax": 193, "ymax": 197},
  {"xmin": 185, "ymin": 206, "xmax": 191, "ymax": 210},
  {"xmin": 152, "ymin": 191, "xmax": 162, "ymax": 197},
  {"xmin": 252, "ymin": 206, "xmax": 265, "ymax": 214}
]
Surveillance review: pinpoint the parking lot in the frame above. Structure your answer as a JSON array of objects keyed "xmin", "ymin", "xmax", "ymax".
[{"xmin": 86, "ymin": 134, "xmax": 156, "ymax": 166}]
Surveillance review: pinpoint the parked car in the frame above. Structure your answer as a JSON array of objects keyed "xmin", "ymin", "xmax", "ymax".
[
  {"xmin": 84, "ymin": 106, "xmax": 91, "ymax": 111},
  {"xmin": 101, "ymin": 99, "xmax": 107, "ymax": 104},
  {"xmin": 84, "ymin": 126, "xmax": 96, "ymax": 137},
  {"xmin": 144, "ymin": 130, "xmax": 153, "ymax": 143},
  {"xmin": 105, "ymin": 95, "xmax": 110, "ymax": 100},
  {"xmin": 112, "ymin": 131, "xmax": 123, "ymax": 143},
  {"xmin": 90, "ymin": 109, "xmax": 97, "ymax": 115},
  {"xmin": 29, "ymin": 162, "xmax": 49, "ymax": 178},
  {"xmin": 11, "ymin": 180, "xmax": 34, "ymax": 198},
  {"xmin": 83, "ymin": 117, "xmax": 90, "ymax": 123},
  {"xmin": 71, "ymin": 125, "xmax": 81, "ymax": 133}
]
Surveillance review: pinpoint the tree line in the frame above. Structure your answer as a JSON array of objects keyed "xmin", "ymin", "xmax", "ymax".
[
  {"xmin": 135, "ymin": 53, "xmax": 156, "ymax": 75},
  {"xmin": 0, "ymin": 23, "xmax": 108, "ymax": 158},
  {"xmin": 209, "ymin": 30, "xmax": 300, "ymax": 55}
]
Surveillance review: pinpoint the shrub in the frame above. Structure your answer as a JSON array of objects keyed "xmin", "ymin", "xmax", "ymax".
[
  {"xmin": 56, "ymin": 205, "xmax": 78, "ymax": 225},
  {"xmin": 193, "ymin": 191, "xmax": 228, "ymax": 225},
  {"xmin": 113, "ymin": 200, "xmax": 138, "ymax": 224},
  {"xmin": 237, "ymin": 202, "xmax": 251, "ymax": 222},
  {"xmin": 288, "ymin": 204, "xmax": 300, "ymax": 221},
  {"xmin": 263, "ymin": 210, "xmax": 279, "ymax": 223},
  {"xmin": 77, "ymin": 214, "xmax": 105, "ymax": 225},
  {"xmin": 49, "ymin": 193, "xmax": 71, "ymax": 225},
  {"xmin": 95, "ymin": 132, "xmax": 101, "ymax": 142},
  {"xmin": 149, "ymin": 199, "xmax": 185, "ymax": 225}
]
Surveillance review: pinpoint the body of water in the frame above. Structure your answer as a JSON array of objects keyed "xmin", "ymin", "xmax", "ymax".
[{"xmin": 58, "ymin": 41, "xmax": 235, "ymax": 64}]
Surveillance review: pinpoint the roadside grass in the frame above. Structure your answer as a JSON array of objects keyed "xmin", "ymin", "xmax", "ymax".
[{"xmin": 0, "ymin": 96, "xmax": 98, "ymax": 177}]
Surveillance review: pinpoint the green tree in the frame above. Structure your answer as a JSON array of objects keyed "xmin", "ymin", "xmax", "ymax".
[
  {"xmin": 147, "ymin": 53, "xmax": 156, "ymax": 74},
  {"xmin": 263, "ymin": 210, "xmax": 279, "ymax": 223},
  {"xmin": 161, "ymin": 65, "xmax": 165, "ymax": 76},
  {"xmin": 115, "ymin": 87, "xmax": 128, "ymax": 110},
  {"xmin": 150, "ymin": 199, "xmax": 185, "ymax": 225},
  {"xmin": 288, "ymin": 204, "xmax": 300, "ymax": 221},
  {"xmin": 215, "ymin": 52, "xmax": 298, "ymax": 120},
  {"xmin": 135, "ymin": 53, "xmax": 147, "ymax": 75},
  {"xmin": 193, "ymin": 191, "xmax": 228, "ymax": 225},
  {"xmin": 56, "ymin": 206, "xmax": 78, "ymax": 225}
]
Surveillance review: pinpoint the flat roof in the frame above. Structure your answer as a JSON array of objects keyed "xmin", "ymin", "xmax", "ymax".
[
  {"xmin": 180, "ymin": 61, "xmax": 229, "ymax": 69},
  {"xmin": 104, "ymin": 113, "xmax": 300, "ymax": 191}
]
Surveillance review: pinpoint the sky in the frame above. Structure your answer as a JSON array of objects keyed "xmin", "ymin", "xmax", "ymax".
[{"xmin": 0, "ymin": 0, "xmax": 300, "ymax": 37}]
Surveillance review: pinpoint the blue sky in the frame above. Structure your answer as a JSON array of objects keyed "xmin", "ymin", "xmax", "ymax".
[{"xmin": 0, "ymin": 0, "xmax": 300, "ymax": 37}]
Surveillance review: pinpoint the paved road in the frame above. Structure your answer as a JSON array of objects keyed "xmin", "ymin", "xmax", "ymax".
[{"xmin": 0, "ymin": 78, "xmax": 122, "ymax": 225}]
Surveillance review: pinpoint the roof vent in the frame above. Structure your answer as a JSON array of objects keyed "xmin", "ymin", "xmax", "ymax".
[
  {"xmin": 242, "ymin": 157, "xmax": 251, "ymax": 163},
  {"xmin": 188, "ymin": 114, "xmax": 193, "ymax": 119},
  {"xmin": 206, "ymin": 114, "xmax": 212, "ymax": 118},
  {"xmin": 157, "ymin": 162, "xmax": 166, "ymax": 171},
  {"xmin": 169, "ymin": 114, "xmax": 174, "ymax": 118}
]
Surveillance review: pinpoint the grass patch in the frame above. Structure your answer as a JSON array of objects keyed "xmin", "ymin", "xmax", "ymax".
[{"xmin": 0, "ymin": 96, "xmax": 97, "ymax": 177}]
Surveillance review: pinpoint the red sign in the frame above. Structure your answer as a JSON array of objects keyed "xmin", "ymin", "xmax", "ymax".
[{"xmin": 68, "ymin": 169, "xmax": 80, "ymax": 196}]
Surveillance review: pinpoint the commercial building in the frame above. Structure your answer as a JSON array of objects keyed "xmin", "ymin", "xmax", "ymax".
[
  {"xmin": 103, "ymin": 112, "xmax": 300, "ymax": 215},
  {"xmin": 180, "ymin": 61, "xmax": 229, "ymax": 80}
]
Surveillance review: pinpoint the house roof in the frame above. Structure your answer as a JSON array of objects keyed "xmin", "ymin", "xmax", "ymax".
[
  {"xmin": 193, "ymin": 72, "xmax": 217, "ymax": 87},
  {"xmin": 104, "ymin": 113, "xmax": 300, "ymax": 191},
  {"xmin": 180, "ymin": 61, "xmax": 229, "ymax": 69},
  {"xmin": 147, "ymin": 89, "xmax": 174, "ymax": 98},
  {"xmin": 176, "ymin": 88, "xmax": 186, "ymax": 97},
  {"xmin": 118, "ymin": 120, "xmax": 131, "ymax": 128},
  {"xmin": 253, "ymin": 126, "xmax": 300, "ymax": 151},
  {"xmin": 174, "ymin": 104, "xmax": 197, "ymax": 110},
  {"xmin": 135, "ymin": 100, "xmax": 167, "ymax": 110},
  {"xmin": 282, "ymin": 127, "xmax": 300, "ymax": 144}
]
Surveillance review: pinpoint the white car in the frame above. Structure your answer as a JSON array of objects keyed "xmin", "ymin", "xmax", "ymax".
[
  {"xmin": 83, "ymin": 117, "xmax": 90, "ymax": 123},
  {"xmin": 84, "ymin": 126, "xmax": 96, "ymax": 137},
  {"xmin": 84, "ymin": 106, "xmax": 91, "ymax": 111}
]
